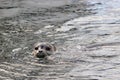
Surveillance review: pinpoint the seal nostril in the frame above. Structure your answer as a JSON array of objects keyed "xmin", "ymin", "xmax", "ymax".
[{"xmin": 39, "ymin": 51, "xmax": 43, "ymax": 53}]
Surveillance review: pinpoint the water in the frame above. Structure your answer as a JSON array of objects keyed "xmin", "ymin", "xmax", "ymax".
[{"xmin": 0, "ymin": 0, "xmax": 120, "ymax": 80}]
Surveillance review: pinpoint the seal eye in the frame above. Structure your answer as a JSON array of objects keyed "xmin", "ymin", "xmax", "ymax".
[
  {"xmin": 35, "ymin": 47, "xmax": 38, "ymax": 50},
  {"xmin": 46, "ymin": 47, "xmax": 51, "ymax": 51}
]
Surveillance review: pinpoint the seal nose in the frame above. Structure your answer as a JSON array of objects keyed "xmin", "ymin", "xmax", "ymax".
[{"xmin": 39, "ymin": 51, "xmax": 43, "ymax": 53}]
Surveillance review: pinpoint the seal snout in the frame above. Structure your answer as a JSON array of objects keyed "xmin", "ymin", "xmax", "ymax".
[{"xmin": 36, "ymin": 52, "xmax": 46, "ymax": 58}]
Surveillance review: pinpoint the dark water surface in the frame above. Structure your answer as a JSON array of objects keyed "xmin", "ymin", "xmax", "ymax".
[{"xmin": 0, "ymin": 0, "xmax": 120, "ymax": 80}]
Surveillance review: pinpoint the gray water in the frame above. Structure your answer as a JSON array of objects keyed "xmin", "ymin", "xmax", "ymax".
[{"xmin": 0, "ymin": 0, "xmax": 120, "ymax": 80}]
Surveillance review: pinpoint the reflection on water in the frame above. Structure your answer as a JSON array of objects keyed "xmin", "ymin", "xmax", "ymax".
[{"xmin": 0, "ymin": 0, "xmax": 120, "ymax": 80}]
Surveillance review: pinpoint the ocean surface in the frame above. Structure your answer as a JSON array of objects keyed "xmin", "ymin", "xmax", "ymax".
[{"xmin": 0, "ymin": 0, "xmax": 120, "ymax": 80}]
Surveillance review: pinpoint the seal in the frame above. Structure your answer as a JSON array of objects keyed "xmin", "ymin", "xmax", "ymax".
[{"xmin": 32, "ymin": 42, "xmax": 56, "ymax": 59}]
